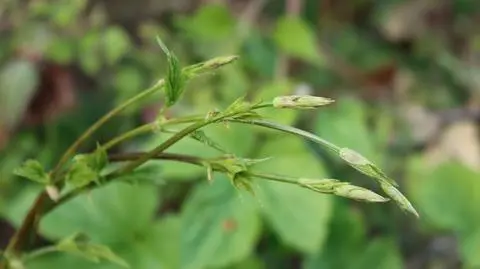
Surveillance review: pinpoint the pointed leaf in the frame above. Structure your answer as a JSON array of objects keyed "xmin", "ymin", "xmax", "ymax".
[
  {"xmin": 65, "ymin": 160, "xmax": 99, "ymax": 189},
  {"xmin": 13, "ymin": 159, "xmax": 50, "ymax": 185},
  {"xmin": 156, "ymin": 37, "xmax": 186, "ymax": 107},
  {"xmin": 190, "ymin": 130, "xmax": 228, "ymax": 153}
]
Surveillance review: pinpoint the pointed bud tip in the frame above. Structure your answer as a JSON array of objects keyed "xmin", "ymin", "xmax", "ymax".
[{"xmin": 273, "ymin": 95, "xmax": 335, "ymax": 109}]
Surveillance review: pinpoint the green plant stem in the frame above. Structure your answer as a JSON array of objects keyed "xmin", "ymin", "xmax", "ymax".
[
  {"xmin": 230, "ymin": 118, "xmax": 340, "ymax": 153},
  {"xmin": 108, "ymin": 102, "xmax": 272, "ymax": 177},
  {"xmin": 22, "ymin": 246, "xmax": 58, "ymax": 263},
  {"xmin": 247, "ymin": 171, "xmax": 299, "ymax": 184},
  {"xmin": 108, "ymin": 152, "xmax": 206, "ymax": 166},
  {"xmin": 51, "ymin": 81, "xmax": 165, "ymax": 181},
  {"xmin": 103, "ymin": 115, "xmax": 204, "ymax": 150}
]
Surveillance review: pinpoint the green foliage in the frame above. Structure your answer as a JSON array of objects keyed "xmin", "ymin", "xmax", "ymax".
[
  {"xmin": 273, "ymin": 16, "xmax": 322, "ymax": 64},
  {"xmin": 13, "ymin": 160, "xmax": 50, "ymax": 185},
  {"xmin": 55, "ymin": 233, "xmax": 129, "ymax": 268},
  {"xmin": 181, "ymin": 178, "xmax": 260, "ymax": 269},
  {"xmin": 157, "ymin": 37, "xmax": 187, "ymax": 107},
  {"xmin": 5, "ymin": 1, "xmax": 471, "ymax": 267},
  {"xmin": 254, "ymin": 137, "xmax": 332, "ymax": 254}
]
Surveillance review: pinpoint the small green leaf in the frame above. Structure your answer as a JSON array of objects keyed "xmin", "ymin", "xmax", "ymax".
[
  {"xmin": 56, "ymin": 233, "xmax": 129, "ymax": 268},
  {"xmin": 273, "ymin": 16, "xmax": 322, "ymax": 64},
  {"xmin": 75, "ymin": 144, "xmax": 108, "ymax": 172},
  {"xmin": 230, "ymin": 172, "xmax": 255, "ymax": 194},
  {"xmin": 65, "ymin": 160, "xmax": 99, "ymax": 189},
  {"xmin": 13, "ymin": 159, "xmax": 50, "ymax": 185},
  {"xmin": 190, "ymin": 130, "xmax": 228, "ymax": 153},
  {"xmin": 156, "ymin": 36, "xmax": 186, "ymax": 107},
  {"xmin": 181, "ymin": 178, "xmax": 260, "ymax": 269}
]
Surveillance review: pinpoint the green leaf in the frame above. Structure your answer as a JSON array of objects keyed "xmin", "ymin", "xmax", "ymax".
[
  {"xmin": 175, "ymin": 3, "xmax": 235, "ymax": 42},
  {"xmin": 13, "ymin": 159, "xmax": 50, "ymax": 185},
  {"xmin": 56, "ymin": 233, "xmax": 129, "ymax": 268},
  {"xmin": 65, "ymin": 160, "xmax": 99, "ymax": 189},
  {"xmin": 189, "ymin": 130, "xmax": 228, "ymax": 153},
  {"xmin": 460, "ymin": 230, "xmax": 480, "ymax": 268},
  {"xmin": 28, "ymin": 182, "xmax": 157, "ymax": 243},
  {"xmin": 408, "ymin": 160, "xmax": 480, "ymax": 231},
  {"xmin": 103, "ymin": 26, "xmax": 131, "ymax": 65},
  {"xmin": 254, "ymin": 137, "xmax": 332, "ymax": 254},
  {"xmin": 304, "ymin": 203, "xmax": 366, "ymax": 269},
  {"xmin": 273, "ymin": 16, "xmax": 322, "ymax": 64},
  {"xmin": 181, "ymin": 178, "xmax": 261, "ymax": 269},
  {"xmin": 65, "ymin": 146, "xmax": 108, "ymax": 188},
  {"xmin": 157, "ymin": 37, "xmax": 186, "ymax": 107},
  {"xmin": 24, "ymin": 216, "xmax": 181, "ymax": 269},
  {"xmin": 352, "ymin": 238, "xmax": 403, "ymax": 269},
  {"xmin": 78, "ymin": 144, "xmax": 108, "ymax": 172}
]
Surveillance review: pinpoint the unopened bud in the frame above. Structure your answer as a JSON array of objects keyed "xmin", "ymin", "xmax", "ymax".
[
  {"xmin": 273, "ymin": 95, "xmax": 334, "ymax": 109},
  {"xmin": 380, "ymin": 182, "xmax": 419, "ymax": 218},
  {"xmin": 333, "ymin": 184, "xmax": 389, "ymax": 202},
  {"xmin": 298, "ymin": 178, "xmax": 389, "ymax": 203},
  {"xmin": 46, "ymin": 185, "xmax": 60, "ymax": 202}
]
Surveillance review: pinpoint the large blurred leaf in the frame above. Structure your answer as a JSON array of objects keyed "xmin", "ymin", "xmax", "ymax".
[
  {"xmin": 304, "ymin": 203, "xmax": 366, "ymax": 269},
  {"xmin": 460, "ymin": 229, "xmax": 480, "ymax": 268},
  {"xmin": 0, "ymin": 60, "xmax": 39, "ymax": 128},
  {"xmin": 181, "ymin": 178, "xmax": 260, "ymax": 269},
  {"xmin": 177, "ymin": 4, "xmax": 234, "ymax": 41},
  {"xmin": 27, "ymin": 215, "xmax": 181, "ymax": 269},
  {"xmin": 352, "ymin": 238, "xmax": 403, "ymax": 269},
  {"xmin": 408, "ymin": 160, "xmax": 480, "ymax": 232},
  {"xmin": 407, "ymin": 158, "xmax": 480, "ymax": 267},
  {"xmin": 243, "ymin": 32, "xmax": 277, "ymax": 78},
  {"xmin": 6, "ymin": 182, "xmax": 159, "ymax": 243},
  {"xmin": 272, "ymin": 16, "xmax": 322, "ymax": 64},
  {"xmin": 315, "ymin": 97, "xmax": 378, "ymax": 162},
  {"xmin": 254, "ymin": 136, "xmax": 332, "ymax": 254}
]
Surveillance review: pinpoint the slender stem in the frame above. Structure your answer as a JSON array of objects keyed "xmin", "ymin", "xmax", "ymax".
[
  {"xmin": 108, "ymin": 152, "xmax": 206, "ymax": 166},
  {"xmin": 247, "ymin": 171, "xmax": 300, "ymax": 184},
  {"xmin": 22, "ymin": 246, "xmax": 58, "ymax": 263},
  {"xmin": 110, "ymin": 120, "xmax": 211, "ymax": 176},
  {"xmin": 103, "ymin": 115, "xmax": 203, "ymax": 150},
  {"xmin": 230, "ymin": 119, "xmax": 340, "ymax": 153},
  {"xmin": 51, "ymin": 81, "xmax": 165, "ymax": 181}
]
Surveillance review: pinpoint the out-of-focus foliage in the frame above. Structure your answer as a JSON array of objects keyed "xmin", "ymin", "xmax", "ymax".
[{"xmin": 0, "ymin": 0, "xmax": 479, "ymax": 268}]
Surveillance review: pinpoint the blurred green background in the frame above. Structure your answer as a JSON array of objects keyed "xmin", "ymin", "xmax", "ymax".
[{"xmin": 1, "ymin": 0, "xmax": 480, "ymax": 268}]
